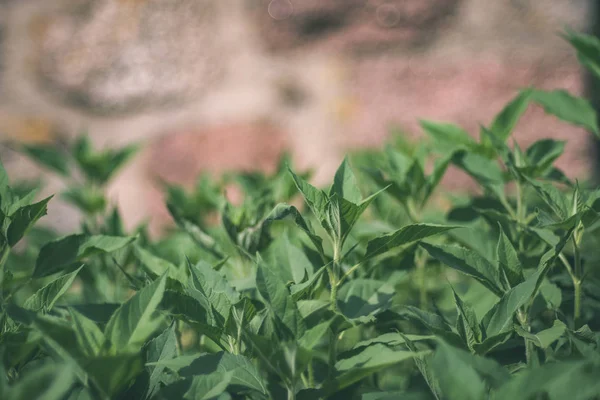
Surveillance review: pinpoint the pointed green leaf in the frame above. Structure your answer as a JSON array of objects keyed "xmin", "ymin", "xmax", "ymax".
[
  {"xmin": 420, "ymin": 120, "xmax": 476, "ymax": 151},
  {"xmin": 530, "ymin": 89, "xmax": 599, "ymax": 135},
  {"xmin": 256, "ymin": 260, "xmax": 305, "ymax": 339},
  {"xmin": 496, "ymin": 227, "xmax": 524, "ymax": 288},
  {"xmin": 431, "ymin": 341, "xmax": 509, "ymax": 400},
  {"xmin": 332, "ymin": 344, "xmax": 418, "ymax": 392},
  {"xmin": 85, "ymin": 353, "xmax": 144, "ymax": 397},
  {"xmin": 104, "ymin": 274, "xmax": 167, "ymax": 352},
  {"xmin": 8, "ymin": 363, "xmax": 75, "ymax": 400},
  {"xmin": 145, "ymin": 325, "xmax": 178, "ymax": 400},
  {"xmin": 34, "ymin": 234, "xmax": 136, "ymax": 277},
  {"xmin": 161, "ymin": 371, "xmax": 234, "ymax": 400},
  {"xmin": 365, "ymin": 224, "xmax": 458, "ymax": 261},
  {"xmin": 515, "ymin": 320, "xmax": 566, "ymax": 349},
  {"xmin": 563, "ymin": 29, "xmax": 600, "ymax": 79},
  {"xmin": 155, "ymin": 352, "xmax": 267, "ymax": 395},
  {"xmin": 490, "ymin": 89, "xmax": 533, "ymax": 141},
  {"xmin": 20, "ymin": 144, "xmax": 70, "ymax": 176},
  {"xmin": 263, "ymin": 203, "xmax": 325, "ymax": 257},
  {"xmin": 135, "ymin": 245, "xmax": 187, "ymax": 284},
  {"xmin": 421, "ymin": 243, "xmax": 504, "ymax": 297},
  {"xmin": 7, "ymin": 196, "xmax": 52, "ymax": 247},
  {"xmin": 68, "ymin": 307, "xmax": 105, "ymax": 357},
  {"xmin": 299, "ymin": 319, "xmax": 332, "ymax": 350},
  {"xmin": 61, "ymin": 186, "xmax": 106, "ymax": 215},
  {"xmin": 452, "ymin": 287, "xmax": 483, "ymax": 348},
  {"xmin": 188, "ymin": 260, "xmax": 239, "ymax": 322},
  {"xmin": 330, "ymin": 156, "xmax": 362, "ymax": 204},
  {"xmin": 24, "ymin": 266, "xmax": 83, "ymax": 311},
  {"xmin": 482, "ymin": 230, "xmax": 572, "ymax": 337},
  {"xmin": 288, "ymin": 167, "xmax": 329, "ymax": 222}
]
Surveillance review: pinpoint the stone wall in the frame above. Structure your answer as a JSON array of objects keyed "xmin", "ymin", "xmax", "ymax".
[{"xmin": 0, "ymin": 0, "xmax": 594, "ymax": 235}]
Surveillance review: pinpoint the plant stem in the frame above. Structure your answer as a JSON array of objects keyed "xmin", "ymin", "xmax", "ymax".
[
  {"xmin": 308, "ymin": 361, "xmax": 315, "ymax": 388},
  {"xmin": 328, "ymin": 329, "xmax": 338, "ymax": 379},
  {"xmin": 287, "ymin": 387, "xmax": 296, "ymax": 400},
  {"xmin": 0, "ymin": 245, "xmax": 10, "ymax": 298},
  {"xmin": 517, "ymin": 308, "xmax": 537, "ymax": 367},
  {"xmin": 416, "ymin": 249, "xmax": 428, "ymax": 309},
  {"xmin": 572, "ymin": 235, "xmax": 583, "ymax": 329},
  {"xmin": 574, "ymin": 280, "xmax": 582, "ymax": 329},
  {"xmin": 329, "ymin": 244, "xmax": 341, "ymax": 312}
]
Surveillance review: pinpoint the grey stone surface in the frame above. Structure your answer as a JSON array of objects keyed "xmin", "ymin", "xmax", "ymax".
[
  {"xmin": 35, "ymin": 0, "xmax": 225, "ymax": 115},
  {"xmin": 250, "ymin": 0, "xmax": 462, "ymax": 54}
]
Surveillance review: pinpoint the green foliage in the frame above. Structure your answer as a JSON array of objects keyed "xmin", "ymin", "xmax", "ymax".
[{"xmin": 1, "ymin": 28, "xmax": 600, "ymax": 399}]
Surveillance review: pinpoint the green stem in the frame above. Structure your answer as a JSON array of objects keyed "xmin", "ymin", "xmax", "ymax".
[
  {"xmin": 572, "ymin": 235, "xmax": 583, "ymax": 329},
  {"xmin": 287, "ymin": 387, "xmax": 296, "ymax": 400},
  {"xmin": 574, "ymin": 280, "xmax": 582, "ymax": 329},
  {"xmin": 329, "ymin": 244, "xmax": 341, "ymax": 312},
  {"xmin": 0, "ymin": 245, "xmax": 11, "ymax": 300},
  {"xmin": 308, "ymin": 361, "xmax": 315, "ymax": 388},
  {"xmin": 517, "ymin": 308, "xmax": 538, "ymax": 367},
  {"xmin": 416, "ymin": 249, "xmax": 428, "ymax": 309},
  {"xmin": 328, "ymin": 330, "xmax": 338, "ymax": 379}
]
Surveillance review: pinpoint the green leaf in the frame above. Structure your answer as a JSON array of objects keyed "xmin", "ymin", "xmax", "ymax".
[
  {"xmin": 392, "ymin": 306, "xmax": 463, "ymax": 347},
  {"xmin": 482, "ymin": 231, "xmax": 571, "ymax": 338},
  {"xmin": 365, "ymin": 224, "xmax": 458, "ymax": 261},
  {"xmin": 85, "ymin": 353, "xmax": 144, "ymax": 397},
  {"xmin": 330, "ymin": 156, "xmax": 363, "ymax": 204},
  {"xmin": 288, "ymin": 167, "xmax": 329, "ymax": 222},
  {"xmin": 489, "ymin": 89, "xmax": 532, "ymax": 141},
  {"xmin": 495, "ymin": 358, "xmax": 600, "ymax": 399},
  {"xmin": 563, "ymin": 29, "xmax": 600, "ymax": 78},
  {"xmin": 188, "ymin": 260, "xmax": 240, "ymax": 323},
  {"xmin": 7, "ymin": 196, "xmax": 52, "ymax": 247},
  {"xmin": 530, "ymin": 89, "xmax": 599, "ymax": 135},
  {"xmin": 421, "ymin": 243, "xmax": 505, "ymax": 297},
  {"xmin": 431, "ymin": 341, "xmax": 509, "ymax": 400},
  {"xmin": 299, "ymin": 319, "xmax": 332, "ymax": 350},
  {"xmin": 263, "ymin": 203, "xmax": 325, "ymax": 257},
  {"xmin": 24, "ymin": 266, "xmax": 83, "ymax": 311},
  {"xmin": 145, "ymin": 325, "xmax": 178, "ymax": 400},
  {"xmin": 515, "ymin": 319, "xmax": 566, "ymax": 349},
  {"xmin": 351, "ymin": 333, "xmax": 434, "ymax": 350},
  {"xmin": 256, "ymin": 260, "xmax": 305, "ymax": 339},
  {"xmin": 61, "ymin": 186, "xmax": 106, "ymax": 215},
  {"xmin": 326, "ymin": 193, "xmax": 373, "ymax": 246},
  {"xmin": 135, "ymin": 245, "xmax": 187, "ymax": 284},
  {"xmin": 420, "ymin": 120, "xmax": 476, "ymax": 151},
  {"xmin": 332, "ymin": 344, "xmax": 417, "ymax": 392},
  {"xmin": 267, "ymin": 233, "xmax": 313, "ymax": 285},
  {"xmin": 104, "ymin": 274, "xmax": 167, "ymax": 352},
  {"xmin": 496, "ymin": 227, "xmax": 524, "ymax": 288},
  {"xmin": 525, "ymin": 139, "xmax": 565, "ymax": 175},
  {"xmin": 34, "ymin": 234, "xmax": 136, "ymax": 277},
  {"xmin": 73, "ymin": 137, "xmax": 139, "ymax": 184},
  {"xmin": 338, "ymin": 279, "xmax": 395, "ymax": 322},
  {"xmin": 8, "ymin": 363, "xmax": 75, "ymax": 400},
  {"xmin": 68, "ymin": 307, "xmax": 105, "ymax": 357},
  {"xmin": 452, "ymin": 287, "xmax": 483, "ymax": 349},
  {"xmin": 155, "ymin": 352, "xmax": 267, "ymax": 395},
  {"xmin": 161, "ymin": 370, "xmax": 234, "ymax": 400},
  {"xmin": 20, "ymin": 144, "xmax": 70, "ymax": 176}
]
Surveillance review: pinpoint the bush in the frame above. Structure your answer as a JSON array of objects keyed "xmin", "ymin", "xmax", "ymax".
[{"xmin": 2, "ymin": 29, "xmax": 600, "ymax": 399}]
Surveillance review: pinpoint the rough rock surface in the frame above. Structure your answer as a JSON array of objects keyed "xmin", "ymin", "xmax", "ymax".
[
  {"xmin": 34, "ymin": 0, "xmax": 225, "ymax": 114},
  {"xmin": 251, "ymin": 0, "xmax": 462, "ymax": 53}
]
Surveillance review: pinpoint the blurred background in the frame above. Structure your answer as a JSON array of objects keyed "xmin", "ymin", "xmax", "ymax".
[{"xmin": 0, "ymin": 0, "xmax": 596, "ymax": 235}]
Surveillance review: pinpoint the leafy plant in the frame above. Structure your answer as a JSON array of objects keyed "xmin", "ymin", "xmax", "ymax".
[{"xmin": 1, "ymin": 29, "xmax": 600, "ymax": 399}]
